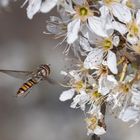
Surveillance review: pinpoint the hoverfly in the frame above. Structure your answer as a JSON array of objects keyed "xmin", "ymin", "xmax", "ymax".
[{"xmin": 0, "ymin": 64, "xmax": 54, "ymax": 97}]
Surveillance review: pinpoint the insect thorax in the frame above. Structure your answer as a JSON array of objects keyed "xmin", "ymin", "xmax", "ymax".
[{"xmin": 36, "ymin": 64, "xmax": 51, "ymax": 79}]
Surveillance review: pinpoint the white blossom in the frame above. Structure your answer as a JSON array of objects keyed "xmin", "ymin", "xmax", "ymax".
[
  {"xmin": 59, "ymin": 88, "xmax": 75, "ymax": 101},
  {"xmin": 86, "ymin": 111, "xmax": 106, "ymax": 135},
  {"xmin": 23, "ymin": 0, "xmax": 58, "ymax": 19},
  {"xmin": 98, "ymin": 75, "xmax": 117, "ymax": 96},
  {"xmin": 13, "ymin": 0, "xmax": 140, "ymax": 136},
  {"xmin": 70, "ymin": 90, "xmax": 90, "ymax": 110},
  {"xmin": 119, "ymin": 106, "xmax": 140, "ymax": 126},
  {"xmin": 84, "ymin": 34, "xmax": 118, "ymax": 74},
  {"xmin": 65, "ymin": 1, "xmax": 109, "ymax": 44},
  {"xmin": 101, "ymin": 0, "xmax": 131, "ymax": 23}
]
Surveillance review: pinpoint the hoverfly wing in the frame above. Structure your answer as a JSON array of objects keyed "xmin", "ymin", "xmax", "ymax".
[
  {"xmin": 45, "ymin": 77, "xmax": 57, "ymax": 85},
  {"xmin": 0, "ymin": 70, "xmax": 33, "ymax": 79}
]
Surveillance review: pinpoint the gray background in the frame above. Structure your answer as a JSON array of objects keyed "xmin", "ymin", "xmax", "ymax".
[{"xmin": 0, "ymin": 1, "xmax": 140, "ymax": 140}]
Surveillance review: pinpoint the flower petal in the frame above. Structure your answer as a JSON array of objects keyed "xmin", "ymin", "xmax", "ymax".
[
  {"xmin": 26, "ymin": 0, "xmax": 41, "ymax": 19},
  {"xmin": 79, "ymin": 36, "xmax": 93, "ymax": 52},
  {"xmin": 119, "ymin": 107, "xmax": 140, "ymax": 123},
  {"xmin": 59, "ymin": 89, "xmax": 75, "ymax": 101},
  {"xmin": 84, "ymin": 48, "xmax": 103, "ymax": 69},
  {"xmin": 94, "ymin": 126, "xmax": 106, "ymax": 135},
  {"xmin": 112, "ymin": 21, "xmax": 128, "ymax": 34},
  {"xmin": 69, "ymin": 70, "xmax": 81, "ymax": 81},
  {"xmin": 107, "ymin": 50, "xmax": 118, "ymax": 74},
  {"xmin": 136, "ymin": 10, "xmax": 140, "ymax": 25},
  {"xmin": 112, "ymin": 35, "xmax": 120, "ymax": 47},
  {"xmin": 111, "ymin": 3, "xmax": 131, "ymax": 23},
  {"xmin": 88, "ymin": 16, "xmax": 108, "ymax": 37},
  {"xmin": 98, "ymin": 75, "xmax": 117, "ymax": 95},
  {"xmin": 131, "ymin": 86, "xmax": 140, "ymax": 106},
  {"xmin": 99, "ymin": 6, "xmax": 114, "ymax": 35},
  {"xmin": 64, "ymin": 0, "xmax": 76, "ymax": 14},
  {"xmin": 70, "ymin": 91, "xmax": 89, "ymax": 110},
  {"xmin": 67, "ymin": 19, "xmax": 81, "ymax": 44},
  {"xmin": 127, "ymin": 33, "xmax": 138, "ymax": 44},
  {"xmin": 40, "ymin": 0, "xmax": 57, "ymax": 13},
  {"xmin": 100, "ymin": 5, "xmax": 109, "ymax": 17}
]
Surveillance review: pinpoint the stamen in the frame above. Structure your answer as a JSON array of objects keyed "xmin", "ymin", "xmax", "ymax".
[
  {"xmin": 74, "ymin": 80, "xmax": 85, "ymax": 92},
  {"xmin": 102, "ymin": 38, "xmax": 113, "ymax": 51}
]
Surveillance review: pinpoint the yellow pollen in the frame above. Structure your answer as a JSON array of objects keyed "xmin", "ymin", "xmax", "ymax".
[
  {"xmin": 74, "ymin": 81, "xmax": 84, "ymax": 92},
  {"xmin": 126, "ymin": 0, "xmax": 135, "ymax": 9},
  {"xmin": 128, "ymin": 21, "xmax": 139, "ymax": 36},
  {"xmin": 92, "ymin": 91, "xmax": 102, "ymax": 98},
  {"xmin": 80, "ymin": 7, "xmax": 88, "ymax": 16},
  {"xmin": 102, "ymin": 38, "xmax": 113, "ymax": 50},
  {"xmin": 74, "ymin": 5, "xmax": 93, "ymax": 22},
  {"xmin": 90, "ymin": 117, "xmax": 97, "ymax": 124},
  {"xmin": 86, "ymin": 116, "xmax": 98, "ymax": 130},
  {"xmin": 120, "ymin": 83, "xmax": 130, "ymax": 94}
]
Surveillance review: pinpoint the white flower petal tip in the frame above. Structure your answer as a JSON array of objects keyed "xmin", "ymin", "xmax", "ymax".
[
  {"xmin": 94, "ymin": 126, "xmax": 106, "ymax": 136},
  {"xmin": 112, "ymin": 36, "xmax": 120, "ymax": 47},
  {"xmin": 59, "ymin": 89, "xmax": 75, "ymax": 102},
  {"xmin": 119, "ymin": 107, "xmax": 140, "ymax": 124},
  {"xmin": 67, "ymin": 19, "xmax": 81, "ymax": 44},
  {"xmin": 26, "ymin": 0, "xmax": 42, "ymax": 19},
  {"xmin": 40, "ymin": 0, "xmax": 57, "ymax": 13},
  {"xmin": 107, "ymin": 51, "xmax": 118, "ymax": 74},
  {"xmin": 87, "ymin": 126, "xmax": 106, "ymax": 136}
]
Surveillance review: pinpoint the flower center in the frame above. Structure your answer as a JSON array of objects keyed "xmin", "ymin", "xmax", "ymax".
[
  {"xmin": 102, "ymin": 38, "xmax": 113, "ymax": 51},
  {"xmin": 128, "ymin": 21, "xmax": 139, "ymax": 36},
  {"xmin": 86, "ymin": 116, "xmax": 98, "ymax": 130},
  {"xmin": 92, "ymin": 91, "xmax": 102, "ymax": 98},
  {"xmin": 90, "ymin": 117, "xmax": 97, "ymax": 125},
  {"xmin": 74, "ymin": 80, "xmax": 84, "ymax": 92},
  {"xmin": 74, "ymin": 5, "xmax": 93, "ymax": 22},
  {"xmin": 120, "ymin": 83, "xmax": 130, "ymax": 93},
  {"xmin": 126, "ymin": 0, "xmax": 135, "ymax": 8},
  {"xmin": 80, "ymin": 7, "xmax": 88, "ymax": 16}
]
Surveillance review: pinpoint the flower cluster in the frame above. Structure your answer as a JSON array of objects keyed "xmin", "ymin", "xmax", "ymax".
[
  {"xmin": 45, "ymin": 0, "xmax": 140, "ymax": 136},
  {"xmin": 5, "ymin": 0, "xmax": 140, "ymax": 137}
]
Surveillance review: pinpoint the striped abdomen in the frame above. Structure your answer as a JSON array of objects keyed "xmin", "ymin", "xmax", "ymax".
[{"xmin": 17, "ymin": 79, "xmax": 37, "ymax": 97}]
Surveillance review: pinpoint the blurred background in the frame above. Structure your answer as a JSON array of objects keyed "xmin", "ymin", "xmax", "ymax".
[{"xmin": 0, "ymin": 1, "xmax": 140, "ymax": 140}]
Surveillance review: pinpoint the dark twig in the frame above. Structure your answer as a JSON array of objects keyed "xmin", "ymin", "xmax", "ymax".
[{"xmin": 91, "ymin": 134, "xmax": 100, "ymax": 140}]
